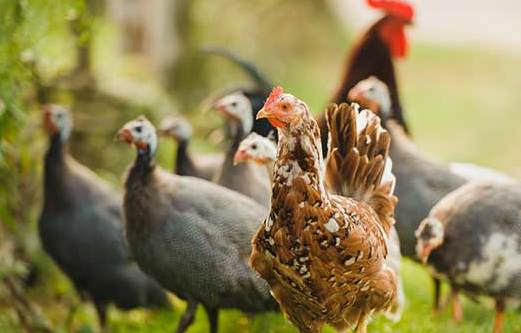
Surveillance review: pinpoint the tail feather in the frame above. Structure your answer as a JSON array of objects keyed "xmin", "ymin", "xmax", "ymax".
[
  {"xmin": 201, "ymin": 46, "xmax": 272, "ymax": 92},
  {"xmin": 325, "ymin": 102, "xmax": 397, "ymax": 234}
]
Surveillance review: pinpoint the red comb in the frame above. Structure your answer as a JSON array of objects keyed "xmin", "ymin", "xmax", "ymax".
[
  {"xmin": 264, "ymin": 86, "xmax": 284, "ymax": 109},
  {"xmin": 367, "ymin": 0, "xmax": 414, "ymax": 21}
]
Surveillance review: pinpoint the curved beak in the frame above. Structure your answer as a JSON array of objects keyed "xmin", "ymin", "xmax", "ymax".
[
  {"xmin": 117, "ymin": 128, "xmax": 133, "ymax": 144},
  {"xmin": 418, "ymin": 244, "xmax": 433, "ymax": 264},
  {"xmin": 233, "ymin": 149, "xmax": 248, "ymax": 166},
  {"xmin": 214, "ymin": 104, "xmax": 228, "ymax": 116},
  {"xmin": 42, "ymin": 105, "xmax": 57, "ymax": 133},
  {"xmin": 347, "ymin": 87, "xmax": 363, "ymax": 103},
  {"xmin": 256, "ymin": 107, "xmax": 269, "ymax": 120},
  {"xmin": 256, "ymin": 107, "xmax": 285, "ymax": 128}
]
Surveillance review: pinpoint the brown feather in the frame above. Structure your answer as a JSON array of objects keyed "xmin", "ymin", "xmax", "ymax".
[{"xmin": 251, "ymin": 96, "xmax": 397, "ymax": 333}]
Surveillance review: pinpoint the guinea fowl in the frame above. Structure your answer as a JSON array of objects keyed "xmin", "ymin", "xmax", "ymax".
[
  {"xmin": 348, "ymin": 77, "xmax": 467, "ymax": 313},
  {"xmin": 158, "ymin": 115, "xmax": 223, "ymax": 180},
  {"xmin": 235, "ymin": 129, "xmax": 405, "ymax": 321},
  {"xmin": 118, "ymin": 116, "xmax": 277, "ymax": 333},
  {"xmin": 38, "ymin": 105, "xmax": 170, "ymax": 327},
  {"xmin": 416, "ymin": 180, "xmax": 521, "ymax": 333},
  {"xmin": 251, "ymin": 87, "xmax": 398, "ymax": 333},
  {"xmin": 233, "ymin": 132, "xmax": 277, "ymax": 182},
  {"xmin": 316, "ymin": 0, "xmax": 414, "ymax": 156},
  {"xmin": 213, "ymin": 93, "xmax": 272, "ymax": 207},
  {"xmin": 203, "ymin": 46, "xmax": 276, "ymax": 139}
]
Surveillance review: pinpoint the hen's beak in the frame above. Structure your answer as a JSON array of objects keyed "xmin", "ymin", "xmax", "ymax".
[
  {"xmin": 256, "ymin": 107, "xmax": 285, "ymax": 128},
  {"xmin": 233, "ymin": 149, "xmax": 248, "ymax": 166},
  {"xmin": 117, "ymin": 128, "xmax": 133, "ymax": 144},
  {"xmin": 256, "ymin": 107, "xmax": 269, "ymax": 120}
]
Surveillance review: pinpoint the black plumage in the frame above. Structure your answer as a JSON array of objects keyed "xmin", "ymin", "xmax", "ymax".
[{"xmin": 39, "ymin": 105, "xmax": 170, "ymax": 327}]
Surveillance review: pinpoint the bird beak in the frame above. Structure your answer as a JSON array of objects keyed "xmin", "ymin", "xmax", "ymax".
[
  {"xmin": 233, "ymin": 149, "xmax": 248, "ymax": 166},
  {"xmin": 418, "ymin": 244, "xmax": 433, "ymax": 264},
  {"xmin": 256, "ymin": 107, "xmax": 285, "ymax": 128},
  {"xmin": 256, "ymin": 107, "xmax": 269, "ymax": 120},
  {"xmin": 42, "ymin": 105, "xmax": 57, "ymax": 134},
  {"xmin": 214, "ymin": 104, "xmax": 228, "ymax": 116},
  {"xmin": 117, "ymin": 128, "xmax": 133, "ymax": 144},
  {"xmin": 347, "ymin": 87, "xmax": 362, "ymax": 103}
]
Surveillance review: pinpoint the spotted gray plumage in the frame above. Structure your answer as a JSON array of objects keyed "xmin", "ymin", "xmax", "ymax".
[
  {"xmin": 123, "ymin": 133, "xmax": 277, "ymax": 333},
  {"xmin": 424, "ymin": 181, "xmax": 521, "ymax": 298}
]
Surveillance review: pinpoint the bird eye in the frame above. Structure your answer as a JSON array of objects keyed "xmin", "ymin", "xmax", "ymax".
[
  {"xmin": 231, "ymin": 102, "xmax": 238, "ymax": 107},
  {"xmin": 368, "ymin": 87, "xmax": 375, "ymax": 93},
  {"xmin": 281, "ymin": 103, "xmax": 288, "ymax": 111},
  {"xmin": 135, "ymin": 126, "xmax": 143, "ymax": 133},
  {"xmin": 251, "ymin": 144, "xmax": 257, "ymax": 150}
]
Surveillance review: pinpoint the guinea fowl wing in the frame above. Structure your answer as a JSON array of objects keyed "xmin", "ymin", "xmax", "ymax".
[{"xmin": 129, "ymin": 172, "xmax": 273, "ymax": 311}]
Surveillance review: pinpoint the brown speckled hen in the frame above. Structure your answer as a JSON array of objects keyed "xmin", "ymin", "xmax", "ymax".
[{"xmin": 251, "ymin": 87, "xmax": 398, "ymax": 333}]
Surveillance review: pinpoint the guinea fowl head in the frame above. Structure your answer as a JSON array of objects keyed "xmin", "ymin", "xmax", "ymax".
[
  {"xmin": 213, "ymin": 92, "xmax": 253, "ymax": 134},
  {"xmin": 256, "ymin": 86, "xmax": 312, "ymax": 132},
  {"xmin": 348, "ymin": 77, "xmax": 392, "ymax": 120},
  {"xmin": 158, "ymin": 115, "xmax": 193, "ymax": 142},
  {"xmin": 42, "ymin": 104, "xmax": 73, "ymax": 142},
  {"xmin": 415, "ymin": 217, "xmax": 445, "ymax": 264},
  {"xmin": 233, "ymin": 132, "xmax": 276, "ymax": 166},
  {"xmin": 117, "ymin": 116, "xmax": 157, "ymax": 155}
]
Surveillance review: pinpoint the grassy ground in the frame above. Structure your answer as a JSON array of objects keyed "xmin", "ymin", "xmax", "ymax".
[{"xmin": 2, "ymin": 37, "xmax": 521, "ymax": 333}]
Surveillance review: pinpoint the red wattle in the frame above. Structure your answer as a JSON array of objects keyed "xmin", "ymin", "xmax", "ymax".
[{"xmin": 379, "ymin": 22, "xmax": 408, "ymax": 58}]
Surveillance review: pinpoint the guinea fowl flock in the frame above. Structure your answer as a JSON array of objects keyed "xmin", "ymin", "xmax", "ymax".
[{"xmin": 34, "ymin": 1, "xmax": 521, "ymax": 333}]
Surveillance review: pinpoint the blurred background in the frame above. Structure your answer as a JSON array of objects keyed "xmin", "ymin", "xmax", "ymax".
[{"xmin": 1, "ymin": 0, "xmax": 521, "ymax": 332}]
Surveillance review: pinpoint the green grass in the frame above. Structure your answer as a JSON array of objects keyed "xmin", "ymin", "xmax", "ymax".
[{"xmin": 3, "ymin": 259, "xmax": 520, "ymax": 333}]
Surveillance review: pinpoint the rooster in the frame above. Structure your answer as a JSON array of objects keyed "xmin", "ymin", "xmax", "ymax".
[
  {"xmin": 251, "ymin": 87, "xmax": 398, "ymax": 333},
  {"xmin": 317, "ymin": 0, "xmax": 414, "ymax": 155}
]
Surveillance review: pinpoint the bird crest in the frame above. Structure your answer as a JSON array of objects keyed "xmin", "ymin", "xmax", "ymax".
[{"xmin": 264, "ymin": 86, "xmax": 284, "ymax": 110}]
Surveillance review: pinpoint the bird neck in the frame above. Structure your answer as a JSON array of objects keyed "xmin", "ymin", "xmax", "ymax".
[
  {"xmin": 175, "ymin": 139, "xmax": 198, "ymax": 176},
  {"xmin": 43, "ymin": 134, "xmax": 69, "ymax": 208},
  {"xmin": 272, "ymin": 119, "xmax": 329, "ymax": 204},
  {"xmin": 127, "ymin": 148, "xmax": 156, "ymax": 187}
]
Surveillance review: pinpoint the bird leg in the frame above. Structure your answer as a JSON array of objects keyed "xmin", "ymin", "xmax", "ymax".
[
  {"xmin": 450, "ymin": 289, "xmax": 463, "ymax": 323},
  {"xmin": 175, "ymin": 299, "xmax": 198, "ymax": 333},
  {"xmin": 432, "ymin": 278, "xmax": 442, "ymax": 314},
  {"xmin": 203, "ymin": 305, "xmax": 219, "ymax": 333},
  {"xmin": 493, "ymin": 299, "xmax": 505, "ymax": 333},
  {"xmin": 94, "ymin": 301, "xmax": 107, "ymax": 329}
]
